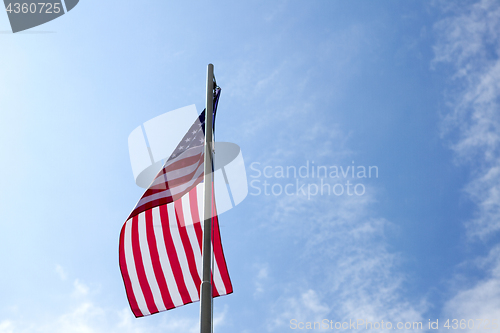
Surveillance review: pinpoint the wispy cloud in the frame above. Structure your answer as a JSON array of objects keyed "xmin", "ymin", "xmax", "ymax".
[
  {"xmin": 0, "ymin": 278, "xmax": 211, "ymax": 333},
  {"xmin": 433, "ymin": 0, "xmax": 500, "ymax": 325},
  {"xmin": 248, "ymin": 118, "xmax": 426, "ymax": 331},
  {"xmin": 267, "ymin": 289, "xmax": 329, "ymax": 331},
  {"xmin": 72, "ymin": 279, "xmax": 90, "ymax": 298},
  {"xmin": 223, "ymin": 21, "xmax": 370, "ymax": 145},
  {"xmin": 253, "ymin": 262, "xmax": 269, "ymax": 297},
  {"xmin": 55, "ymin": 264, "xmax": 67, "ymax": 281},
  {"xmin": 0, "ymin": 321, "xmax": 15, "ymax": 333},
  {"xmin": 441, "ymin": 246, "xmax": 500, "ymax": 332},
  {"xmin": 434, "ymin": 0, "xmax": 500, "ymax": 240},
  {"xmin": 262, "ymin": 191, "xmax": 426, "ymax": 332}
]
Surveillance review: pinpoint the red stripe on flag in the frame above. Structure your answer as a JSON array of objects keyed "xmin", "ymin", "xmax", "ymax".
[
  {"xmin": 128, "ymin": 174, "xmax": 204, "ymax": 220},
  {"xmin": 189, "ymin": 187, "xmax": 203, "ymax": 249},
  {"xmin": 144, "ymin": 159, "xmax": 203, "ymax": 195},
  {"xmin": 144, "ymin": 209, "xmax": 175, "ymax": 310},
  {"xmin": 158, "ymin": 204, "xmax": 192, "ymax": 305},
  {"xmin": 119, "ymin": 222, "xmax": 143, "ymax": 317},
  {"xmin": 163, "ymin": 153, "xmax": 203, "ymax": 173},
  {"xmin": 211, "ymin": 271, "xmax": 219, "ymax": 297},
  {"xmin": 131, "ymin": 215, "xmax": 159, "ymax": 315},
  {"xmin": 174, "ymin": 200, "xmax": 202, "ymax": 296},
  {"xmin": 212, "ymin": 215, "xmax": 233, "ymax": 294}
]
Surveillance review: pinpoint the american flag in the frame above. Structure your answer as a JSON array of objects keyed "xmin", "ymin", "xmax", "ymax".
[{"xmin": 119, "ymin": 88, "xmax": 232, "ymax": 317}]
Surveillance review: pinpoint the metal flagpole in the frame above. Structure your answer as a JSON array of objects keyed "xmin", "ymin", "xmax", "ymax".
[{"xmin": 200, "ymin": 63, "xmax": 214, "ymax": 333}]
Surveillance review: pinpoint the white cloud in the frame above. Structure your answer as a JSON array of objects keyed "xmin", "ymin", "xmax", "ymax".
[
  {"xmin": 55, "ymin": 264, "xmax": 67, "ymax": 281},
  {"xmin": 464, "ymin": 162, "xmax": 500, "ymax": 239},
  {"xmin": 241, "ymin": 86, "xmax": 427, "ymax": 331},
  {"xmin": 0, "ymin": 279, "xmax": 208, "ymax": 333},
  {"xmin": 72, "ymin": 279, "xmax": 90, "ymax": 298},
  {"xmin": 213, "ymin": 305, "xmax": 229, "ymax": 331},
  {"xmin": 434, "ymin": 0, "xmax": 500, "ymax": 240},
  {"xmin": 267, "ymin": 289, "xmax": 329, "ymax": 331},
  {"xmin": 434, "ymin": 0, "xmax": 500, "ymax": 327},
  {"xmin": 441, "ymin": 246, "xmax": 500, "ymax": 332},
  {"xmin": 223, "ymin": 20, "xmax": 370, "ymax": 145},
  {"xmin": 0, "ymin": 321, "xmax": 15, "ymax": 333},
  {"xmin": 253, "ymin": 263, "xmax": 269, "ymax": 297},
  {"xmin": 254, "ymin": 158, "xmax": 425, "ymax": 331}
]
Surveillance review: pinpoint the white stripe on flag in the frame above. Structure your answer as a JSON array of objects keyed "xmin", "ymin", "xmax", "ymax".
[
  {"xmin": 196, "ymin": 183, "xmax": 204, "ymax": 224},
  {"xmin": 138, "ymin": 212, "xmax": 167, "ymax": 312},
  {"xmin": 135, "ymin": 165, "xmax": 204, "ymax": 207},
  {"xmin": 124, "ymin": 219, "xmax": 150, "ymax": 316},
  {"xmin": 181, "ymin": 194, "xmax": 195, "ymax": 227},
  {"xmin": 213, "ymin": 250, "xmax": 227, "ymax": 296},
  {"xmin": 181, "ymin": 193, "xmax": 203, "ymax": 277},
  {"xmin": 150, "ymin": 146, "xmax": 202, "ymax": 185},
  {"xmin": 151, "ymin": 155, "xmax": 203, "ymax": 187},
  {"xmin": 167, "ymin": 203, "xmax": 199, "ymax": 302},
  {"xmin": 151, "ymin": 207, "xmax": 184, "ymax": 307}
]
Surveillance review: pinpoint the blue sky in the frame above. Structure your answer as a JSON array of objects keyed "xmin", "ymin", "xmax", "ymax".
[{"xmin": 1, "ymin": 0, "xmax": 500, "ymax": 332}]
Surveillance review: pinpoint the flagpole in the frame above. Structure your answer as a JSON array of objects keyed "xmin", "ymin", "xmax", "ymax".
[{"xmin": 200, "ymin": 63, "xmax": 214, "ymax": 333}]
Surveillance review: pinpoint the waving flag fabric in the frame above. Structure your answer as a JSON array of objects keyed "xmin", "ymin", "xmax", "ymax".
[{"xmin": 119, "ymin": 88, "xmax": 232, "ymax": 317}]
